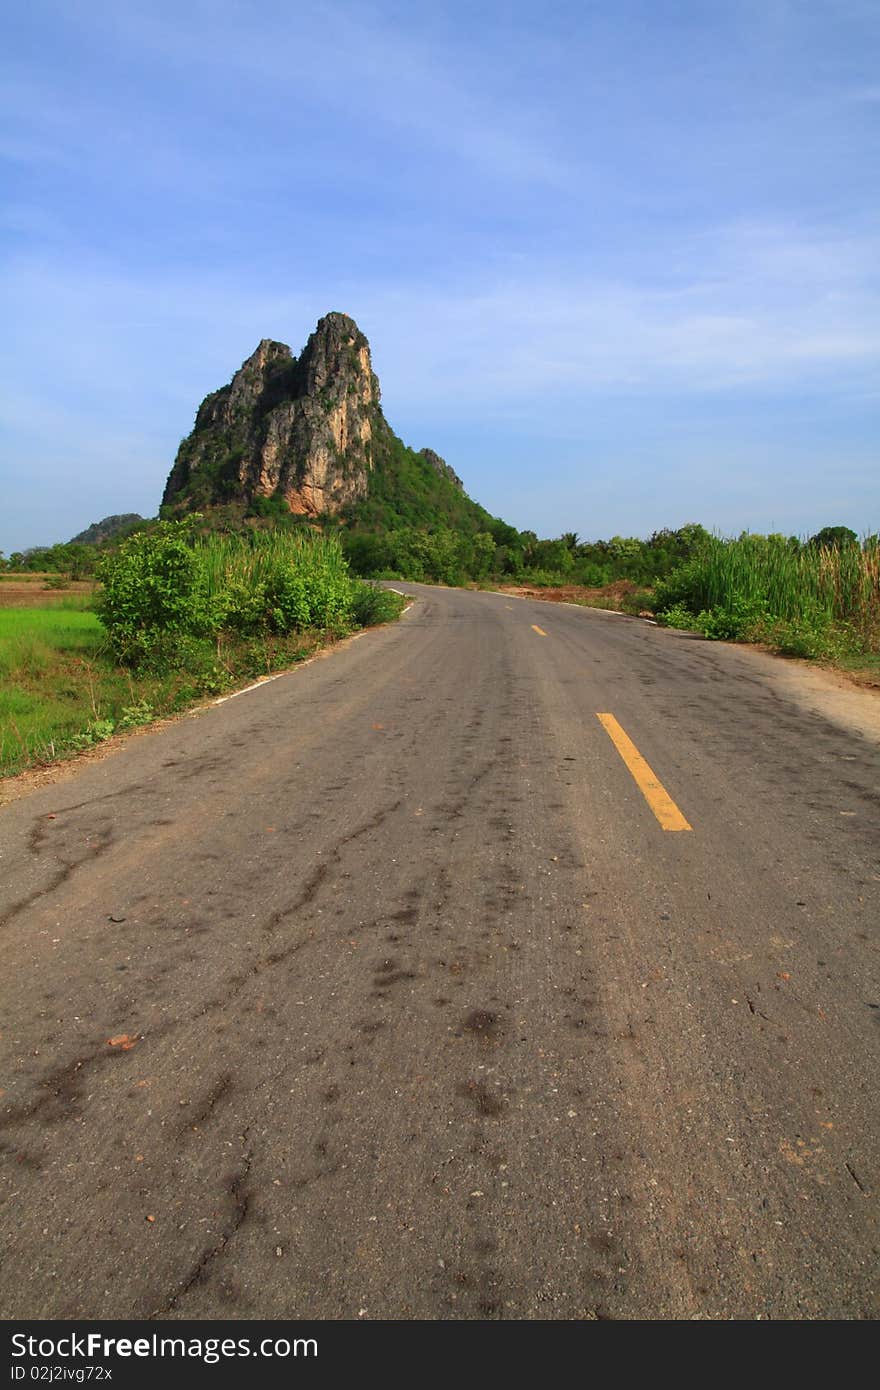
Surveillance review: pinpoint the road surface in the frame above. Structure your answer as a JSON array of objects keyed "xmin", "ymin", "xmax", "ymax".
[{"xmin": 1, "ymin": 584, "xmax": 878, "ymax": 1319}]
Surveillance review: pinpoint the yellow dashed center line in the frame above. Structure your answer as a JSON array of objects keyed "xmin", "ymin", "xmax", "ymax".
[
  {"xmin": 597, "ymin": 713, "xmax": 692, "ymax": 832},
  {"xmin": 531, "ymin": 624, "xmax": 548, "ymax": 636}
]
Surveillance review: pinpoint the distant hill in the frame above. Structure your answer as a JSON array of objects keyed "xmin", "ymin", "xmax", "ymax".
[
  {"xmin": 162, "ymin": 312, "xmax": 497, "ymax": 535},
  {"xmin": 70, "ymin": 514, "xmax": 144, "ymax": 546}
]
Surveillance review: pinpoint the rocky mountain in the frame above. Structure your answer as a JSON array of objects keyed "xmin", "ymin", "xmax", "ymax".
[
  {"xmin": 69, "ymin": 514, "xmax": 144, "ymax": 545},
  {"xmin": 162, "ymin": 313, "xmax": 475, "ymax": 526}
]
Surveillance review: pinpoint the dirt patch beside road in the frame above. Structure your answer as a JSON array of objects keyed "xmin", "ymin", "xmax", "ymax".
[{"xmin": 493, "ymin": 579, "xmax": 644, "ymax": 611}]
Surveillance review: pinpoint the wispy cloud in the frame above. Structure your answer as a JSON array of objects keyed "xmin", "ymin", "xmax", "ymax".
[
  {"xmin": 3, "ymin": 219, "xmax": 877, "ymax": 474},
  {"xmin": 359, "ymin": 222, "xmax": 880, "ymax": 406},
  {"xmin": 3, "ymin": 1, "xmax": 879, "ymax": 548},
  {"xmin": 846, "ymin": 84, "xmax": 880, "ymax": 102},
  {"xmin": 37, "ymin": 0, "xmax": 576, "ymax": 191}
]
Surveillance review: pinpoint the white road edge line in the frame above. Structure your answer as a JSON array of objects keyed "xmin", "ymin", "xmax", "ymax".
[
  {"xmin": 212, "ymin": 672, "xmax": 287, "ymax": 705},
  {"xmin": 210, "ymin": 603, "xmax": 414, "ymax": 707},
  {"xmin": 212, "ymin": 632, "xmax": 370, "ymax": 705},
  {"xmin": 388, "ymin": 590, "xmax": 416, "ymax": 615}
]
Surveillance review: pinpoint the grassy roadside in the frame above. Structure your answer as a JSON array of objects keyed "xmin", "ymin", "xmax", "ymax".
[
  {"xmin": 648, "ymin": 535, "xmax": 879, "ymax": 682},
  {"xmin": 0, "ymin": 589, "xmax": 405, "ymax": 779},
  {"xmin": 0, "ymin": 524, "xmax": 406, "ymax": 779},
  {"xmin": 488, "ymin": 566, "xmax": 880, "ymax": 690}
]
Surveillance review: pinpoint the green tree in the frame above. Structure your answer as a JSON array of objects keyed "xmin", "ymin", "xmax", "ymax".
[{"xmin": 809, "ymin": 526, "xmax": 858, "ymax": 550}]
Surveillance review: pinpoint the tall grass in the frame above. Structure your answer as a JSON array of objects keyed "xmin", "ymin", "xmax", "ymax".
[
  {"xmin": 684, "ymin": 536, "xmax": 877, "ymax": 625},
  {"xmin": 198, "ymin": 529, "xmax": 353, "ymax": 632},
  {"xmin": 198, "ymin": 529, "xmax": 350, "ymax": 597},
  {"xmin": 655, "ymin": 536, "xmax": 879, "ymax": 656}
]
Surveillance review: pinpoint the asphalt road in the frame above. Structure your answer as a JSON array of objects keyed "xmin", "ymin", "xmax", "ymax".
[{"xmin": 1, "ymin": 584, "xmax": 878, "ymax": 1320}]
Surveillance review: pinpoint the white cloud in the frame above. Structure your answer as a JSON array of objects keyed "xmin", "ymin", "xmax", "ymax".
[
  {"xmin": 355, "ymin": 222, "xmax": 880, "ymax": 407},
  {"xmin": 3, "ymin": 220, "xmax": 878, "ymax": 440},
  {"xmin": 51, "ymin": 0, "xmax": 576, "ymax": 191}
]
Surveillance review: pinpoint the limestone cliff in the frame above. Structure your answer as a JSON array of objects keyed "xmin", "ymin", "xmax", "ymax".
[{"xmin": 162, "ymin": 313, "xmax": 381, "ymax": 517}]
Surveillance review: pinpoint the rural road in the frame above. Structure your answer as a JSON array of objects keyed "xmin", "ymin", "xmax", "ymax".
[{"xmin": 1, "ymin": 583, "xmax": 878, "ymax": 1320}]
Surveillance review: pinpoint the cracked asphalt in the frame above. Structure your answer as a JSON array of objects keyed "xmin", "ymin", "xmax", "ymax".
[{"xmin": 0, "ymin": 583, "xmax": 878, "ymax": 1319}]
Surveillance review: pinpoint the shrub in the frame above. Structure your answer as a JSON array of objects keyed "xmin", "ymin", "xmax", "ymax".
[
  {"xmin": 69, "ymin": 717, "xmax": 116, "ymax": 750},
  {"xmin": 116, "ymin": 699, "xmax": 155, "ymax": 729},
  {"xmin": 350, "ymin": 582, "xmax": 405, "ymax": 627},
  {"xmin": 518, "ymin": 568, "xmax": 569, "ymax": 587},
  {"xmin": 656, "ymin": 602, "xmax": 701, "ymax": 632},
  {"xmin": 97, "ymin": 521, "xmax": 364, "ymax": 665},
  {"xmin": 97, "ymin": 518, "xmax": 213, "ymax": 663},
  {"xmin": 619, "ymin": 588, "xmax": 655, "ymax": 616},
  {"xmin": 247, "ymin": 495, "xmax": 292, "ymax": 521},
  {"xmin": 135, "ymin": 632, "xmax": 221, "ymax": 681},
  {"xmin": 694, "ymin": 595, "xmax": 769, "ymax": 641},
  {"xmin": 652, "ymin": 559, "xmax": 706, "ymax": 613},
  {"xmin": 751, "ymin": 611, "xmax": 851, "ymax": 662}
]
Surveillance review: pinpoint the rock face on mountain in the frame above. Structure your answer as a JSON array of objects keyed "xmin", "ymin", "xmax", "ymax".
[{"xmin": 162, "ymin": 313, "xmax": 381, "ymax": 517}]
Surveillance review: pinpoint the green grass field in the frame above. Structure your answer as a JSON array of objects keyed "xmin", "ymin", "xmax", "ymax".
[
  {"xmin": 0, "ymin": 606, "xmax": 111, "ymax": 771},
  {"xmin": 0, "ymin": 580, "xmax": 403, "ymax": 778},
  {"xmin": 0, "ymin": 603, "xmax": 317, "ymax": 777}
]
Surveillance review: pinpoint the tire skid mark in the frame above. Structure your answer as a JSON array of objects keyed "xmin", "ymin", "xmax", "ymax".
[
  {"xmin": 26, "ymin": 783, "xmax": 149, "ymax": 821},
  {"xmin": 191, "ymin": 798, "xmax": 406, "ymax": 1020},
  {"xmin": 446, "ymin": 1002, "xmax": 513, "ymax": 1319},
  {"xmin": 149, "ymin": 1130, "xmax": 253, "ymax": 1319},
  {"xmin": 264, "ymin": 796, "xmax": 404, "ymax": 931},
  {"xmin": 0, "ymin": 1028, "xmax": 170, "ymax": 1133},
  {"xmin": 154, "ymin": 1040, "xmax": 323, "ymax": 1317},
  {"xmin": 0, "ymin": 824, "xmax": 115, "ymax": 931},
  {"xmin": 3, "ymin": 799, "xmax": 404, "ymax": 1133},
  {"xmin": 176, "ymin": 1073, "xmax": 234, "ymax": 1139}
]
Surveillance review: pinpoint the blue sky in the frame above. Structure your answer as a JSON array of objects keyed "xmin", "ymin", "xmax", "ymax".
[{"xmin": 2, "ymin": 0, "xmax": 878, "ymax": 552}]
